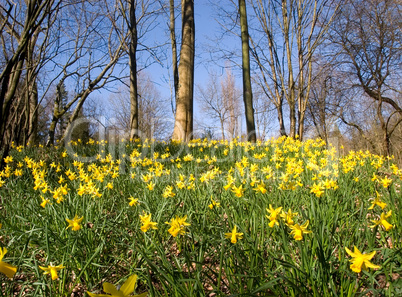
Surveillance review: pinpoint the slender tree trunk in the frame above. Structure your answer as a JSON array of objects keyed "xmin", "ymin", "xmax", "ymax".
[
  {"xmin": 228, "ymin": 96, "xmax": 237, "ymax": 139},
  {"xmin": 169, "ymin": 0, "xmax": 179, "ymax": 101},
  {"xmin": 289, "ymin": 105, "xmax": 297, "ymax": 138},
  {"xmin": 26, "ymin": 32, "xmax": 40, "ymax": 146},
  {"xmin": 172, "ymin": 0, "xmax": 195, "ymax": 142},
  {"xmin": 282, "ymin": 0, "xmax": 296, "ymax": 138},
  {"xmin": 47, "ymin": 117, "xmax": 58, "ymax": 147},
  {"xmin": 296, "ymin": 0, "xmax": 304, "ymax": 140},
  {"xmin": 296, "ymin": 0, "xmax": 318, "ymax": 141},
  {"xmin": 277, "ymin": 102, "xmax": 287, "ymax": 136},
  {"xmin": 220, "ymin": 117, "xmax": 225, "ymax": 140},
  {"xmin": 377, "ymin": 96, "xmax": 390, "ymax": 156},
  {"xmin": 60, "ymin": 94, "xmax": 89, "ymax": 143},
  {"xmin": 129, "ymin": 0, "xmax": 139, "ymax": 140},
  {"xmin": 239, "ymin": 0, "xmax": 256, "ymax": 142},
  {"xmin": 46, "ymin": 81, "xmax": 63, "ymax": 146},
  {"xmin": 27, "ymin": 81, "xmax": 38, "ymax": 146}
]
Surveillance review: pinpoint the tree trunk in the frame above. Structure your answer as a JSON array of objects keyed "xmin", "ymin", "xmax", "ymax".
[
  {"xmin": 220, "ymin": 116, "xmax": 225, "ymax": 140},
  {"xmin": 27, "ymin": 81, "xmax": 38, "ymax": 146},
  {"xmin": 0, "ymin": 59, "xmax": 25, "ymax": 161},
  {"xmin": 169, "ymin": 0, "xmax": 179, "ymax": 103},
  {"xmin": 47, "ymin": 117, "xmax": 58, "ymax": 147},
  {"xmin": 129, "ymin": 0, "xmax": 139, "ymax": 140},
  {"xmin": 277, "ymin": 102, "xmax": 287, "ymax": 136},
  {"xmin": 282, "ymin": 0, "xmax": 296, "ymax": 138},
  {"xmin": 26, "ymin": 31, "xmax": 40, "ymax": 146},
  {"xmin": 46, "ymin": 81, "xmax": 63, "ymax": 146},
  {"xmin": 289, "ymin": 105, "xmax": 297, "ymax": 138},
  {"xmin": 377, "ymin": 97, "xmax": 390, "ymax": 156},
  {"xmin": 239, "ymin": 0, "xmax": 256, "ymax": 142},
  {"xmin": 172, "ymin": 0, "xmax": 195, "ymax": 142}
]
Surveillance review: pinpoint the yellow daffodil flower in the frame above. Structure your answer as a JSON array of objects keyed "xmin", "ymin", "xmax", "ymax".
[
  {"xmin": 368, "ymin": 192, "xmax": 387, "ymax": 210},
  {"xmin": 208, "ymin": 197, "xmax": 220, "ymax": 209},
  {"xmin": 39, "ymin": 263, "xmax": 65, "ymax": 280},
  {"xmin": 176, "ymin": 180, "xmax": 185, "ymax": 189},
  {"xmin": 141, "ymin": 173, "xmax": 152, "ymax": 183},
  {"xmin": 4, "ymin": 156, "xmax": 13, "ymax": 163},
  {"xmin": 146, "ymin": 181, "xmax": 155, "ymax": 191},
  {"xmin": 253, "ymin": 182, "xmax": 267, "ymax": 194},
  {"xmin": 288, "ymin": 220, "xmax": 312, "ymax": 240},
  {"xmin": 66, "ymin": 215, "xmax": 84, "ymax": 231},
  {"xmin": 266, "ymin": 205, "xmax": 283, "ymax": 228},
  {"xmin": 310, "ymin": 182, "xmax": 324, "ymax": 197},
  {"xmin": 370, "ymin": 211, "xmax": 393, "ymax": 231},
  {"xmin": 223, "ymin": 182, "xmax": 232, "ymax": 191},
  {"xmin": 380, "ymin": 176, "xmax": 392, "ymax": 188},
  {"xmin": 231, "ymin": 184, "xmax": 245, "ymax": 197},
  {"xmin": 162, "ymin": 185, "xmax": 175, "ymax": 198},
  {"xmin": 40, "ymin": 196, "xmax": 51, "ymax": 208},
  {"xmin": 371, "ymin": 173, "xmax": 378, "ymax": 182},
  {"xmin": 139, "ymin": 212, "xmax": 157, "ymax": 232},
  {"xmin": 225, "ymin": 225, "xmax": 243, "ymax": 244},
  {"xmin": 128, "ymin": 197, "xmax": 139, "ymax": 207},
  {"xmin": 58, "ymin": 175, "xmax": 65, "ymax": 184},
  {"xmin": 0, "ymin": 247, "xmax": 17, "ymax": 278},
  {"xmin": 165, "ymin": 215, "xmax": 190, "ymax": 237},
  {"xmin": 280, "ymin": 209, "xmax": 298, "ymax": 225},
  {"xmin": 344, "ymin": 246, "xmax": 380, "ymax": 273},
  {"xmin": 87, "ymin": 274, "xmax": 147, "ymax": 297}
]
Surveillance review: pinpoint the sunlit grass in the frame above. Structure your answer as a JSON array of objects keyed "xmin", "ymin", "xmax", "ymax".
[{"xmin": 0, "ymin": 137, "xmax": 401, "ymax": 296}]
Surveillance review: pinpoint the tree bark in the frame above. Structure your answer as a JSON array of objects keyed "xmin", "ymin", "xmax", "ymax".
[
  {"xmin": 25, "ymin": 30, "xmax": 40, "ymax": 146},
  {"xmin": 282, "ymin": 0, "xmax": 296, "ymax": 138},
  {"xmin": 169, "ymin": 0, "xmax": 179, "ymax": 102},
  {"xmin": 129, "ymin": 0, "xmax": 139, "ymax": 140},
  {"xmin": 46, "ymin": 80, "xmax": 63, "ymax": 146},
  {"xmin": 172, "ymin": 0, "xmax": 195, "ymax": 142},
  {"xmin": 277, "ymin": 102, "xmax": 287, "ymax": 136},
  {"xmin": 27, "ymin": 81, "xmax": 38, "ymax": 146},
  {"xmin": 239, "ymin": 0, "xmax": 256, "ymax": 142}
]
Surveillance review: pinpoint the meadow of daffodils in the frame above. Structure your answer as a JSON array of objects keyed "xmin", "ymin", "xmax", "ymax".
[{"xmin": 0, "ymin": 137, "xmax": 401, "ymax": 296}]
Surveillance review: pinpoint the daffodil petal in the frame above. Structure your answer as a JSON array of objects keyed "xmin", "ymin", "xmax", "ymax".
[
  {"xmin": 363, "ymin": 261, "xmax": 380, "ymax": 270},
  {"xmin": 103, "ymin": 282, "xmax": 120, "ymax": 295},
  {"xmin": 0, "ymin": 247, "xmax": 7, "ymax": 261},
  {"xmin": 353, "ymin": 246, "xmax": 362, "ymax": 256},
  {"xmin": 86, "ymin": 292, "xmax": 111, "ymax": 297},
  {"xmin": 50, "ymin": 268, "xmax": 59, "ymax": 280},
  {"xmin": 301, "ymin": 220, "xmax": 309, "ymax": 228},
  {"xmin": 0, "ymin": 261, "xmax": 17, "ymax": 278},
  {"xmin": 344, "ymin": 247, "xmax": 356, "ymax": 257},
  {"xmin": 365, "ymin": 251, "xmax": 376, "ymax": 261},
  {"xmin": 39, "ymin": 266, "xmax": 49, "ymax": 273},
  {"xmin": 120, "ymin": 274, "xmax": 137, "ymax": 295},
  {"xmin": 350, "ymin": 261, "xmax": 362, "ymax": 273}
]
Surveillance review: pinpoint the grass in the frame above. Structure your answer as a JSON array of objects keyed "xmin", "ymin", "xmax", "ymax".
[{"xmin": 0, "ymin": 136, "xmax": 401, "ymax": 296}]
